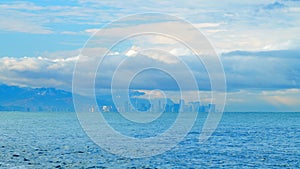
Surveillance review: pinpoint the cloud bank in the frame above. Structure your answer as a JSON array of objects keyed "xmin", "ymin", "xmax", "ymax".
[{"xmin": 0, "ymin": 49, "xmax": 299, "ymax": 92}]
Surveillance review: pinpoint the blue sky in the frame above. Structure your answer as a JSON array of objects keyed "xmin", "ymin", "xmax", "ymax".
[{"xmin": 0, "ymin": 0, "xmax": 300, "ymax": 111}]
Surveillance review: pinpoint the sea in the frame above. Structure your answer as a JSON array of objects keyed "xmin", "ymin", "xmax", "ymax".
[{"xmin": 0, "ymin": 111, "xmax": 299, "ymax": 168}]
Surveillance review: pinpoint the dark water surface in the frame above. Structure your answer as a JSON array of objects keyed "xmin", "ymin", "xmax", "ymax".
[{"xmin": 0, "ymin": 112, "xmax": 299, "ymax": 168}]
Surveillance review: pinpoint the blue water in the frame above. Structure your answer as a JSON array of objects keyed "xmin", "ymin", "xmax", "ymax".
[{"xmin": 0, "ymin": 112, "xmax": 299, "ymax": 168}]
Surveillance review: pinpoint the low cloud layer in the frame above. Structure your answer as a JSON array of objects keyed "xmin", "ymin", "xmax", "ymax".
[
  {"xmin": 0, "ymin": 49, "xmax": 299, "ymax": 93},
  {"xmin": 0, "ymin": 56, "xmax": 76, "ymax": 89},
  {"xmin": 222, "ymin": 50, "xmax": 300, "ymax": 91}
]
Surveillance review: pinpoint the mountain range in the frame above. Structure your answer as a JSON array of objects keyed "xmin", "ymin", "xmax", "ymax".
[
  {"xmin": 0, "ymin": 84, "xmax": 152, "ymax": 112},
  {"xmin": 0, "ymin": 84, "xmax": 74, "ymax": 112}
]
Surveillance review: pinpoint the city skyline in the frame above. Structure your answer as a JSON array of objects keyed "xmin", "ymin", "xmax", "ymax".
[{"xmin": 99, "ymin": 97, "xmax": 216, "ymax": 113}]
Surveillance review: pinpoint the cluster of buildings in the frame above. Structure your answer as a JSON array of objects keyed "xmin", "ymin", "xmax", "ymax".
[{"xmin": 99, "ymin": 98, "xmax": 216, "ymax": 113}]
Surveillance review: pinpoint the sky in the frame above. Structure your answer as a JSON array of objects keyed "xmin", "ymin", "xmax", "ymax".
[{"xmin": 0, "ymin": 0, "xmax": 300, "ymax": 112}]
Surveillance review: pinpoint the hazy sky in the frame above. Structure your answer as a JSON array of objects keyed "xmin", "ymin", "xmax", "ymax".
[{"xmin": 0, "ymin": 0, "xmax": 300, "ymax": 111}]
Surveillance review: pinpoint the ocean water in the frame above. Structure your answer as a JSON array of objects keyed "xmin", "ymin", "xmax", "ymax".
[{"xmin": 0, "ymin": 111, "xmax": 299, "ymax": 168}]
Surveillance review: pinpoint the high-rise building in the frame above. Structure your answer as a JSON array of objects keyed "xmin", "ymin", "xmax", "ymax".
[
  {"xmin": 190, "ymin": 101, "xmax": 201, "ymax": 112},
  {"xmin": 208, "ymin": 104, "xmax": 216, "ymax": 112}
]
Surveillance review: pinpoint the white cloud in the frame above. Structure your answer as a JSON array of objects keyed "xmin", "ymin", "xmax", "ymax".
[
  {"xmin": 1, "ymin": 0, "xmax": 299, "ymax": 52},
  {"xmin": 0, "ymin": 15, "xmax": 53, "ymax": 34},
  {"xmin": 0, "ymin": 2, "xmax": 43, "ymax": 11},
  {"xmin": 125, "ymin": 46, "xmax": 140, "ymax": 57},
  {"xmin": 1, "ymin": 57, "xmax": 39, "ymax": 71},
  {"xmin": 224, "ymin": 89, "xmax": 300, "ymax": 112},
  {"xmin": 0, "ymin": 55, "xmax": 77, "ymax": 89},
  {"xmin": 60, "ymin": 31, "xmax": 80, "ymax": 35},
  {"xmin": 262, "ymin": 89, "xmax": 300, "ymax": 106},
  {"xmin": 144, "ymin": 36, "xmax": 178, "ymax": 45},
  {"xmin": 83, "ymin": 17, "xmax": 300, "ymax": 56},
  {"xmin": 135, "ymin": 90, "xmax": 166, "ymax": 99},
  {"xmin": 169, "ymin": 48, "xmax": 190, "ymax": 56},
  {"xmin": 140, "ymin": 50, "xmax": 180, "ymax": 64},
  {"xmin": 0, "ymin": 2, "xmax": 114, "ymax": 34},
  {"xmin": 124, "ymin": 44, "xmax": 189, "ymax": 64},
  {"xmin": 193, "ymin": 22, "xmax": 223, "ymax": 29},
  {"xmin": 84, "ymin": 28, "xmax": 101, "ymax": 35},
  {"xmin": 264, "ymin": 95, "xmax": 299, "ymax": 106}
]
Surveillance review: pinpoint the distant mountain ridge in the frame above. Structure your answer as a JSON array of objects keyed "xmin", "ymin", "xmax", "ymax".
[
  {"xmin": 0, "ymin": 84, "xmax": 151, "ymax": 112},
  {"xmin": 0, "ymin": 84, "xmax": 74, "ymax": 112}
]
